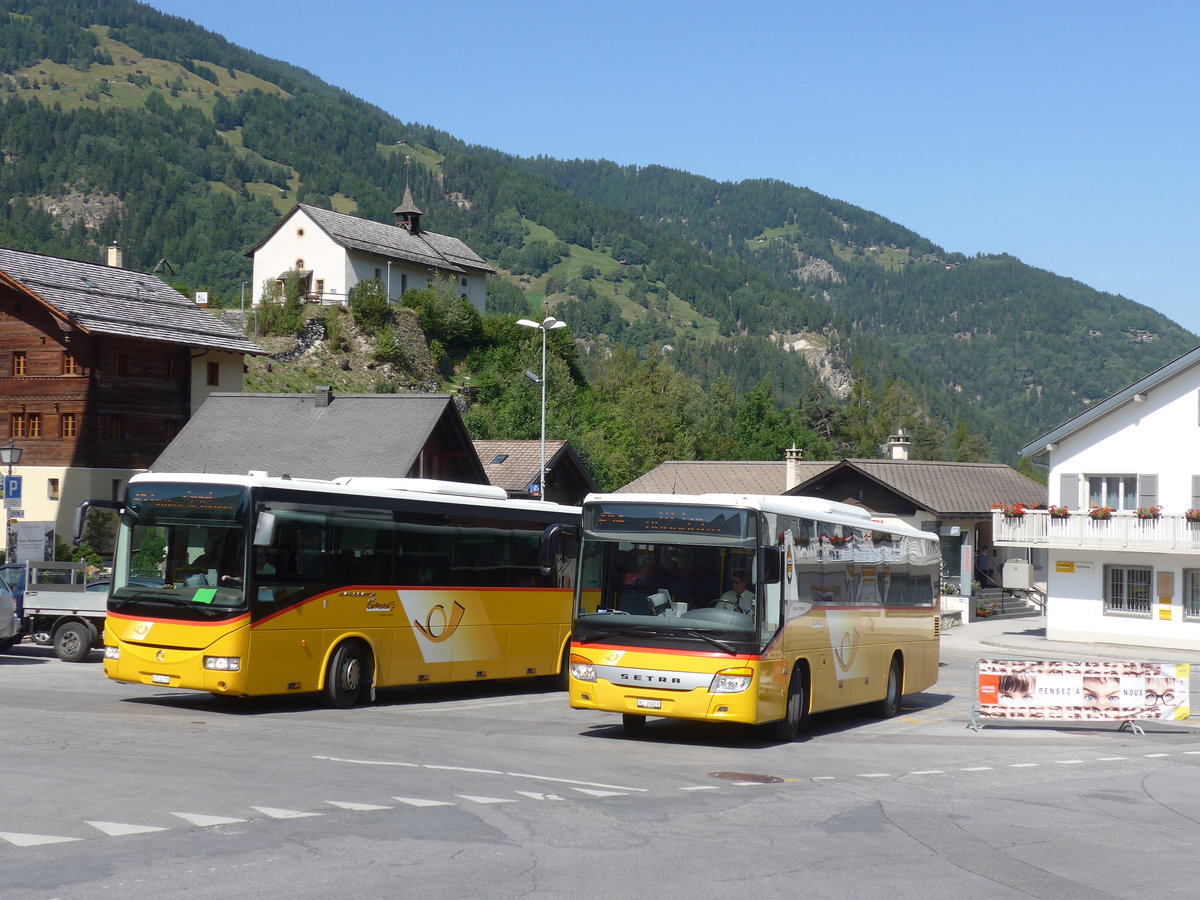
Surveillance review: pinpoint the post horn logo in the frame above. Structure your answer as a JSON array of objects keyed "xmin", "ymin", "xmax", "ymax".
[{"xmin": 413, "ymin": 601, "xmax": 467, "ymax": 643}]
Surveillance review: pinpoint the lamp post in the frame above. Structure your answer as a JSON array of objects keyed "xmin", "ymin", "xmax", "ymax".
[
  {"xmin": 0, "ymin": 439, "xmax": 22, "ymax": 563},
  {"xmin": 516, "ymin": 316, "xmax": 567, "ymax": 500}
]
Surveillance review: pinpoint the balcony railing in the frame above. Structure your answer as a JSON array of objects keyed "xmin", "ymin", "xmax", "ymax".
[{"xmin": 993, "ymin": 510, "xmax": 1200, "ymax": 553}]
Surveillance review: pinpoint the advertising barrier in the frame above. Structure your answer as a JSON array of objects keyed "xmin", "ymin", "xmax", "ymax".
[{"xmin": 973, "ymin": 657, "xmax": 1190, "ymax": 732}]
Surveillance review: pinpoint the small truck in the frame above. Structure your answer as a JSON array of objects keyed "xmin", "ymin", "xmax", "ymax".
[{"xmin": 0, "ymin": 560, "xmax": 106, "ymax": 662}]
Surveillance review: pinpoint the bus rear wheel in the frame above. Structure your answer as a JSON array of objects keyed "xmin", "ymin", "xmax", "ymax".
[
  {"xmin": 872, "ymin": 655, "xmax": 903, "ymax": 718},
  {"xmin": 325, "ymin": 641, "xmax": 371, "ymax": 708},
  {"xmin": 770, "ymin": 668, "xmax": 809, "ymax": 742}
]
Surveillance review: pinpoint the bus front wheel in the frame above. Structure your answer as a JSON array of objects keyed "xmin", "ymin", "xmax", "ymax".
[
  {"xmin": 325, "ymin": 641, "xmax": 371, "ymax": 708},
  {"xmin": 872, "ymin": 655, "xmax": 903, "ymax": 718},
  {"xmin": 771, "ymin": 668, "xmax": 809, "ymax": 742},
  {"xmin": 621, "ymin": 713, "xmax": 647, "ymax": 733}
]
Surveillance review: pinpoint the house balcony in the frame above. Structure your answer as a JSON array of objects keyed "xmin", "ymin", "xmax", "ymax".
[{"xmin": 993, "ymin": 510, "xmax": 1200, "ymax": 554}]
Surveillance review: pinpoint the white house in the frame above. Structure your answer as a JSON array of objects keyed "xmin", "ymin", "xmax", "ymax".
[
  {"xmin": 246, "ymin": 190, "xmax": 494, "ymax": 312},
  {"xmin": 994, "ymin": 345, "xmax": 1200, "ymax": 650}
]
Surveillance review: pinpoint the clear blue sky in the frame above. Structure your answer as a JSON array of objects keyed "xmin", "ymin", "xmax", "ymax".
[{"xmin": 148, "ymin": 0, "xmax": 1200, "ymax": 335}]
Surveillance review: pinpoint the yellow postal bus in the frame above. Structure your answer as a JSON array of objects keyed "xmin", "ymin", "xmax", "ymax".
[
  {"xmin": 103, "ymin": 472, "xmax": 579, "ymax": 706},
  {"xmin": 567, "ymin": 493, "xmax": 940, "ymax": 739}
]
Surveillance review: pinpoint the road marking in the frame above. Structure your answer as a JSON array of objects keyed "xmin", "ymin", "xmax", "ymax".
[
  {"xmin": 811, "ymin": 776, "xmax": 836, "ymax": 781},
  {"xmin": 313, "ymin": 755, "xmax": 418, "ymax": 768},
  {"xmin": 858, "ymin": 773, "xmax": 891, "ymax": 778},
  {"xmin": 457, "ymin": 795, "xmax": 517, "ymax": 805},
  {"xmin": 86, "ymin": 820, "xmax": 169, "ymax": 836},
  {"xmin": 573, "ymin": 788, "xmax": 629, "ymax": 797},
  {"xmin": 424, "ymin": 765, "xmax": 505, "ymax": 775},
  {"xmin": 1143, "ymin": 753, "xmax": 1170, "ymax": 758},
  {"xmin": 514, "ymin": 791, "xmax": 564, "ymax": 801},
  {"xmin": 393, "ymin": 797, "xmax": 456, "ymax": 807},
  {"xmin": 250, "ymin": 807, "xmax": 323, "ymax": 819},
  {"xmin": 961, "ymin": 766, "xmax": 992, "ymax": 771},
  {"xmin": 1096, "ymin": 757, "xmax": 1126, "ymax": 761},
  {"xmin": 909, "ymin": 770, "xmax": 945, "ymax": 775},
  {"xmin": 1009, "ymin": 763, "xmax": 1038, "ymax": 768},
  {"xmin": 680, "ymin": 785, "xmax": 721, "ymax": 791},
  {"xmin": 325, "ymin": 801, "xmax": 393, "ymax": 811},
  {"xmin": 170, "ymin": 812, "xmax": 248, "ymax": 827},
  {"xmin": 505, "ymin": 771, "xmax": 648, "ymax": 792},
  {"xmin": 1055, "ymin": 760, "xmax": 1086, "ymax": 765},
  {"xmin": 0, "ymin": 831, "xmax": 81, "ymax": 846}
]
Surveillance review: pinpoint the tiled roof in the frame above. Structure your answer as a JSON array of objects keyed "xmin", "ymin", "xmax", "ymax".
[
  {"xmin": 286, "ymin": 204, "xmax": 495, "ymax": 276},
  {"xmin": 0, "ymin": 246, "xmax": 264, "ymax": 355},
  {"xmin": 617, "ymin": 461, "xmax": 834, "ymax": 495},
  {"xmin": 153, "ymin": 391, "xmax": 483, "ymax": 481},
  {"xmin": 474, "ymin": 439, "xmax": 568, "ymax": 492},
  {"xmin": 792, "ymin": 459, "xmax": 1047, "ymax": 517}
]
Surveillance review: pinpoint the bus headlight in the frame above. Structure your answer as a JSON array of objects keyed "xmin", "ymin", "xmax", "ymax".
[
  {"xmin": 710, "ymin": 667, "xmax": 754, "ymax": 694},
  {"xmin": 569, "ymin": 653, "xmax": 596, "ymax": 682},
  {"xmin": 203, "ymin": 656, "xmax": 241, "ymax": 672},
  {"xmin": 104, "ymin": 645, "xmax": 120, "ymax": 660}
]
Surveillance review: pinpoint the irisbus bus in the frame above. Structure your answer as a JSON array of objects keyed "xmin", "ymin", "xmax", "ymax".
[
  {"xmin": 102, "ymin": 472, "xmax": 579, "ymax": 706},
  {"xmin": 567, "ymin": 493, "xmax": 941, "ymax": 739}
]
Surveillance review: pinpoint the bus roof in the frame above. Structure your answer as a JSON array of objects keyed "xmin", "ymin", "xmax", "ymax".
[
  {"xmin": 128, "ymin": 471, "xmax": 580, "ymax": 517},
  {"xmin": 582, "ymin": 492, "xmax": 937, "ymax": 541}
]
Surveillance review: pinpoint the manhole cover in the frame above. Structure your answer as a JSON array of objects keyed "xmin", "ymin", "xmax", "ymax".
[{"xmin": 708, "ymin": 771, "xmax": 784, "ymax": 784}]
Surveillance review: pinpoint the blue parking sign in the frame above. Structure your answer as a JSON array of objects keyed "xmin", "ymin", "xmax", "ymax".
[{"xmin": 4, "ymin": 475, "xmax": 21, "ymax": 500}]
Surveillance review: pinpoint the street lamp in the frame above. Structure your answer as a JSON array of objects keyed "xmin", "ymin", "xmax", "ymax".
[{"xmin": 516, "ymin": 316, "xmax": 568, "ymax": 500}]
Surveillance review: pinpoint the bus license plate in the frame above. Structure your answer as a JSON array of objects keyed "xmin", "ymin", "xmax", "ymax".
[
  {"xmin": 152, "ymin": 674, "xmax": 170, "ymax": 685},
  {"xmin": 636, "ymin": 698, "xmax": 661, "ymax": 709}
]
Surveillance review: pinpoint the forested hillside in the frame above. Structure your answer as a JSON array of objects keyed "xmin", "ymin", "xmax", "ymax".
[{"xmin": 0, "ymin": 0, "xmax": 1193, "ymax": 485}]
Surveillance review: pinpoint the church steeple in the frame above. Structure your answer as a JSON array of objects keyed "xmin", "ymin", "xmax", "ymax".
[{"xmin": 393, "ymin": 184, "xmax": 423, "ymax": 235}]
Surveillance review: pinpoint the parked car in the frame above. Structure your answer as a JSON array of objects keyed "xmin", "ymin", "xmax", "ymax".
[{"xmin": 0, "ymin": 581, "xmax": 18, "ymax": 649}]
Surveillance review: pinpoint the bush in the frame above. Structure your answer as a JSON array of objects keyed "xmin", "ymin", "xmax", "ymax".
[{"xmin": 349, "ymin": 278, "xmax": 392, "ymax": 334}]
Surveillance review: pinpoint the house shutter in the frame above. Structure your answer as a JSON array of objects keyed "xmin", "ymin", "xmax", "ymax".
[
  {"xmin": 1058, "ymin": 473, "xmax": 1078, "ymax": 508},
  {"xmin": 1137, "ymin": 474, "xmax": 1158, "ymax": 510},
  {"xmin": 1192, "ymin": 476, "xmax": 1200, "ymax": 510}
]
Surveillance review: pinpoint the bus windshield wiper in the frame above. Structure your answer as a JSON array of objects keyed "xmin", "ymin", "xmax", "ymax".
[
  {"xmin": 575, "ymin": 627, "xmax": 651, "ymax": 644},
  {"xmin": 113, "ymin": 591, "xmax": 222, "ymax": 618},
  {"xmin": 679, "ymin": 628, "xmax": 738, "ymax": 655}
]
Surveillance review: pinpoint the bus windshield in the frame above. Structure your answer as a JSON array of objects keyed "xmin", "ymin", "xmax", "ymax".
[
  {"xmin": 574, "ymin": 536, "xmax": 761, "ymax": 645},
  {"xmin": 109, "ymin": 482, "xmax": 251, "ymax": 617}
]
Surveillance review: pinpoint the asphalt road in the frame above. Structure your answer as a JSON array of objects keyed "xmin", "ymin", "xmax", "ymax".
[{"xmin": 4, "ymin": 620, "xmax": 1200, "ymax": 899}]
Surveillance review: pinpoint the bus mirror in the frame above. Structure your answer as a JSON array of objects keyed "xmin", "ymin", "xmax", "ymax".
[
  {"xmin": 538, "ymin": 522, "xmax": 579, "ymax": 573},
  {"xmin": 75, "ymin": 498, "xmax": 121, "ymax": 545},
  {"xmin": 762, "ymin": 547, "xmax": 781, "ymax": 585},
  {"xmin": 253, "ymin": 510, "xmax": 277, "ymax": 547}
]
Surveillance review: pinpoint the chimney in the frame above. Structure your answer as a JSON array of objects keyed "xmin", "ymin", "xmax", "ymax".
[
  {"xmin": 106, "ymin": 242, "xmax": 124, "ymax": 268},
  {"xmin": 314, "ymin": 386, "xmax": 333, "ymax": 408},
  {"xmin": 785, "ymin": 444, "xmax": 805, "ymax": 491},
  {"xmin": 886, "ymin": 428, "xmax": 911, "ymax": 461}
]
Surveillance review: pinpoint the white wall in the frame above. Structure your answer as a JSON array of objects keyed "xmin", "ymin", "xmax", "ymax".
[
  {"xmin": 190, "ymin": 350, "xmax": 245, "ymax": 415},
  {"xmin": 1043, "ymin": 355, "xmax": 1200, "ymax": 650},
  {"xmin": 251, "ymin": 209, "xmax": 346, "ymax": 304},
  {"xmin": 1047, "ymin": 548, "xmax": 1200, "ymax": 651},
  {"xmin": 1050, "ymin": 366, "xmax": 1200, "ymax": 511}
]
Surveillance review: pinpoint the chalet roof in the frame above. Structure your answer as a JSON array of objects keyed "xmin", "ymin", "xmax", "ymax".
[
  {"xmin": 152, "ymin": 391, "xmax": 487, "ymax": 482},
  {"xmin": 617, "ymin": 460, "xmax": 835, "ymax": 496},
  {"xmin": 473, "ymin": 439, "xmax": 599, "ymax": 496},
  {"xmin": 0, "ymin": 246, "xmax": 263, "ymax": 355},
  {"xmin": 1021, "ymin": 344, "xmax": 1200, "ymax": 457},
  {"xmin": 247, "ymin": 204, "xmax": 495, "ymax": 277},
  {"xmin": 790, "ymin": 459, "xmax": 1047, "ymax": 518}
]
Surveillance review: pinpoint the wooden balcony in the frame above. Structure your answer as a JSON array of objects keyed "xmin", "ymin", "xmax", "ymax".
[{"xmin": 993, "ymin": 510, "xmax": 1200, "ymax": 554}]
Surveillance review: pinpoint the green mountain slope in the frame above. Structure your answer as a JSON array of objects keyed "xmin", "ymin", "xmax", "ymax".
[{"xmin": 0, "ymin": 0, "xmax": 1192, "ymax": 471}]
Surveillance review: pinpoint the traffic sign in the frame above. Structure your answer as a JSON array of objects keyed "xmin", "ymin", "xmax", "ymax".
[{"xmin": 3, "ymin": 475, "xmax": 21, "ymax": 500}]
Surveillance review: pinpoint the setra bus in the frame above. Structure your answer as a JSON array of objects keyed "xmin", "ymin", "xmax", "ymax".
[
  {"xmin": 102, "ymin": 472, "xmax": 580, "ymax": 706},
  {"xmin": 567, "ymin": 493, "xmax": 941, "ymax": 739}
]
